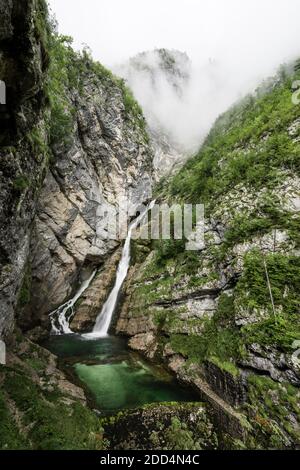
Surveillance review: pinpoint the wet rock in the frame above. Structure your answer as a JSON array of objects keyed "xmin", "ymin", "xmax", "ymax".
[
  {"xmin": 70, "ymin": 249, "xmax": 122, "ymax": 332},
  {"xmin": 128, "ymin": 332, "xmax": 158, "ymax": 359},
  {"xmin": 0, "ymin": 0, "xmax": 13, "ymax": 40},
  {"xmin": 203, "ymin": 360, "xmax": 248, "ymax": 407},
  {"xmin": 28, "ymin": 65, "xmax": 153, "ymax": 321},
  {"xmin": 25, "ymin": 326, "xmax": 49, "ymax": 343}
]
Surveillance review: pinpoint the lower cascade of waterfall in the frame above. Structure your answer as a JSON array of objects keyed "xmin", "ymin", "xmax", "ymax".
[
  {"xmin": 50, "ymin": 270, "xmax": 96, "ymax": 334},
  {"xmin": 88, "ymin": 200, "xmax": 155, "ymax": 339}
]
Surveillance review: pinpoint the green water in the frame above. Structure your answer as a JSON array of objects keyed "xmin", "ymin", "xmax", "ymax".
[{"xmin": 44, "ymin": 335, "xmax": 198, "ymax": 414}]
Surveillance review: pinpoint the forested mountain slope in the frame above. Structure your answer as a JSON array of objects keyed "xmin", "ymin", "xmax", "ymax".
[{"xmin": 118, "ymin": 64, "xmax": 300, "ymax": 448}]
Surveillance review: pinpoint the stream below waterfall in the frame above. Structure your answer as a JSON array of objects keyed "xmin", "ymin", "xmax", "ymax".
[{"xmin": 44, "ymin": 334, "xmax": 198, "ymax": 415}]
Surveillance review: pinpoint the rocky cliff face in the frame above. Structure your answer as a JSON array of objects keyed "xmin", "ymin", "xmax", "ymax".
[
  {"xmin": 0, "ymin": 4, "xmax": 154, "ymax": 450},
  {"xmin": 117, "ymin": 66, "xmax": 300, "ymax": 448},
  {"xmin": 23, "ymin": 46, "xmax": 153, "ymax": 332},
  {"xmin": 1, "ymin": 0, "xmax": 300, "ymax": 452},
  {"xmin": 0, "ymin": 3, "xmax": 153, "ymax": 338},
  {"xmin": 0, "ymin": 2, "xmax": 98, "ymax": 447},
  {"xmin": 0, "ymin": 0, "xmax": 50, "ymax": 339}
]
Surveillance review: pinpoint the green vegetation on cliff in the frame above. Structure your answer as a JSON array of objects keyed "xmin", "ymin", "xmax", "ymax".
[
  {"xmin": 101, "ymin": 402, "xmax": 218, "ymax": 450},
  {"xmin": 126, "ymin": 62, "xmax": 300, "ymax": 448},
  {"xmin": 0, "ymin": 338, "xmax": 107, "ymax": 450},
  {"xmin": 167, "ymin": 66, "xmax": 300, "ymax": 206},
  {"xmin": 46, "ymin": 32, "xmax": 148, "ymax": 147}
]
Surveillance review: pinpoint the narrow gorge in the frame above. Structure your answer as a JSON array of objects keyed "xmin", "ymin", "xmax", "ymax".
[{"xmin": 0, "ymin": 0, "xmax": 300, "ymax": 452}]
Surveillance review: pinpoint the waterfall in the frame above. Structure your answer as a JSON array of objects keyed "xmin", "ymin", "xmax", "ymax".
[
  {"xmin": 90, "ymin": 201, "xmax": 155, "ymax": 338},
  {"xmin": 50, "ymin": 270, "xmax": 96, "ymax": 335}
]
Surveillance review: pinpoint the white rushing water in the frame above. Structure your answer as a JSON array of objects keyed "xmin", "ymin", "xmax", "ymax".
[
  {"xmin": 88, "ymin": 201, "xmax": 155, "ymax": 339},
  {"xmin": 50, "ymin": 270, "xmax": 96, "ymax": 335}
]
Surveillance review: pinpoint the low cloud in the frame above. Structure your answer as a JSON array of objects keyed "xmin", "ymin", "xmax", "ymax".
[
  {"xmin": 49, "ymin": 0, "xmax": 300, "ymax": 155},
  {"xmin": 114, "ymin": 49, "xmax": 281, "ymax": 155}
]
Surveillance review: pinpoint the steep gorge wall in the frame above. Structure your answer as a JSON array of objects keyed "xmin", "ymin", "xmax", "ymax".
[
  {"xmin": 22, "ymin": 45, "xmax": 153, "ymax": 333},
  {"xmin": 117, "ymin": 68, "xmax": 300, "ymax": 448},
  {"xmin": 0, "ymin": 1, "xmax": 153, "ymax": 339},
  {"xmin": 0, "ymin": 0, "xmax": 50, "ymax": 339},
  {"xmin": 0, "ymin": 3, "xmax": 153, "ymax": 450}
]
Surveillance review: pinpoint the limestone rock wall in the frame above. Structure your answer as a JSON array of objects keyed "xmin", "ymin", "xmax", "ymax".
[
  {"xmin": 26, "ymin": 70, "xmax": 153, "ymax": 328},
  {"xmin": 0, "ymin": 1, "xmax": 154, "ymax": 337},
  {"xmin": 0, "ymin": 0, "xmax": 50, "ymax": 339}
]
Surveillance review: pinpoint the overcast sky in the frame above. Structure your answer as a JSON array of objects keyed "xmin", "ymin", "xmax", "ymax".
[
  {"xmin": 49, "ymin": 0, "xmax": 300, "ymax": 74},
  {"xmin": 48, "ymin": 1, "xmax": 300, "ymax": 152}
]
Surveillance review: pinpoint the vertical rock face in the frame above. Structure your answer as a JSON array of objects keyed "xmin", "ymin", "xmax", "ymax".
[
  {"xmin": 0, "ymin": 0, "xmax": 50, "ymax": 339},
  {"xmin": 0, "ymin": 0, "xmax": 48, "ymax": 140},
  {"xmin": 26, "ymin": 66, "xmax": 153, "ymax": 330},
  {"xmin": 0, "ymin": 2, "xmax": 154, "ymax": 337}
]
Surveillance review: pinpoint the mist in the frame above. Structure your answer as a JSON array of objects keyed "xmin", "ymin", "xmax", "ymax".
[
  {"xmin": 48, "ymin": 0, "xmax": 300, "ymax": 154},
  {"xmin": 114, "ymin": 51, "xmax": 265, "ymax": 154}
]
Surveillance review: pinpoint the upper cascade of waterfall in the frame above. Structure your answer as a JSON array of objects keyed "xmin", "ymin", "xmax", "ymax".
[{"xmin": 89, "ymin": 201, "xmax": 156, "ymax": 339}]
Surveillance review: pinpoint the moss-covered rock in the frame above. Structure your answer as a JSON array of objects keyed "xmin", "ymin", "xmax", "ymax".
[
  {"xmin": 0, "ymin": 336, "xmax": 108, "ymax": 450},
  {"xmin": 101, "ymin": 402, "xmax": 218, "ymax": 450}
]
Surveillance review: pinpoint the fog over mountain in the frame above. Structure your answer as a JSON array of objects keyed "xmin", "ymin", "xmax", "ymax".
[
  {"xmin": 114, "ymin": 49, "xmax": 254, "ymax": 158},
  {"xmin": 49, "ymin": 0, "xmax": 300, "ymax": 164}
]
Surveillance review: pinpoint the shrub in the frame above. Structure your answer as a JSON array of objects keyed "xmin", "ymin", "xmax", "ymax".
[
  {"xmin": 167, "ymin": 63, "xmax": 300, "ymax": 207},
  {"xmin": 13, "ymin": 176, "xmax": 29, "ymax": 192}
]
